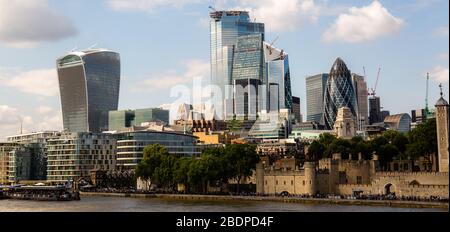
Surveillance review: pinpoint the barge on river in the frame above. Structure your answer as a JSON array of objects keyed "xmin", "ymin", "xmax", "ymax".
[{"xmin": 2, "ymin": 185, "xmax": 80, "ymax": 201}]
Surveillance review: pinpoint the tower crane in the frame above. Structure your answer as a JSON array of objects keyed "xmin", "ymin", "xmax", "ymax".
[{"xmin": 368, "ymin": 67, "xmax": 381, "ymax": 97}]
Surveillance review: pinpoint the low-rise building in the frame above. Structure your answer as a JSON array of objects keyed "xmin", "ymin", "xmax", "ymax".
[
  {"xmin": 46, "ymin": 132, "xmax": 117, "ymax": 182},
  {"xmin": 114, "ymin": 130, "xmax": 200, "ymax": 170},
  {"xmin": 194, "ymin": 131, "xmax": 240, "ymax": 145}
]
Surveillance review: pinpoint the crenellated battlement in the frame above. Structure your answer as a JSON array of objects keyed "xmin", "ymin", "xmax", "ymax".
[{"xmin": 375, "ymin": 172, "xmax": 449, "ymax": 177}]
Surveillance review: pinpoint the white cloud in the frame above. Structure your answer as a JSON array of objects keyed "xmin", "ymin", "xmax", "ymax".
[
  {"xmin": 35, "ymin": 108, "xmax": 63, "ymax": 132},
  {"xmin": 0, "ymin": 0, "xmax": 78, "ymax": 48},
  {"xmin": 106, "ymin": 0, "xmax": 203, "ymax": 12},
  {"xmin": 236, "ymin": 0, "xmax": 320, "ymax": 32},
  {"xmin": 429, "ymin": 66, "xmax": 449, "ymax": 83},
  {"xmin": 323, "ymin": 1, "xmax": 404, "ymax": 43},
  {"xmin": 434, "ymin": 26, "xmax": 449, "ymax": 37},
  {"xmin": 0, "ymin": 105, "xmax": 62, "ymax": 140},
  {"xmin": 0, "ymin": 105, "xmax": 33, "ymax": 140},
  {"xmin": 0, "ymin": 68, "xmax": 59, "ymax": 97},
  {"xmin": 36, "ymin": 106, "xmax": 54, "ymax": 115},
  {"xmin": 131, "ymin": 59, "xmax": 209, "ymax": 92},
  {"xmin": 438, "ymin": 53, "xmax": 449, "ymax": 61}
]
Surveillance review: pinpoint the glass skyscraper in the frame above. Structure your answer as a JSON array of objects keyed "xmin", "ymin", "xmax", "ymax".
[
  {"xmin": 323, "ymin": 58, "xmax": 357, "ymax": 130},
  {"xmin": 265, "ymin": 42, "xmax": 292, "ymax": 113},
  {"xmin": 57, "ymin": 49, "xmax": 121, "ymax": 133},
  {"xmin": 232, "ymin": 34, "xmax": 265, "ymax": 120},
  {"xmin": 306, "ymin": 73, "xmax": 328, "ymax": 124},
  {"xmin": 210, "ymin": 11, "xmax": 265, "ymax": 119}
]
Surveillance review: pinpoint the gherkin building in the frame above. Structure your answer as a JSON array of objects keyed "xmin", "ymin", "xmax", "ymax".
[{"xmin": 323, "ymin": 58, "xmax": 357, "ymax": 129}]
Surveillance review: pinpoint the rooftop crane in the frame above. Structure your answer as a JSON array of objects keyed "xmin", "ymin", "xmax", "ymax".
[{"xmin": 368, "ymin": 67, "xmax": 381, "ymax": 97}]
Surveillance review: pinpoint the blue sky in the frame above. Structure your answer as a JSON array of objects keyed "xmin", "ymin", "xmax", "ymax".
[{"xmin": 0, "ymin": 0, "xmax": 448, "ymax": 140}]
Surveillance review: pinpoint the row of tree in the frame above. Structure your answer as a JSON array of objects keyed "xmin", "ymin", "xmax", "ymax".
[
  {"xmin": 135, "ymin": 144, "xmax": 260, "ymax": 194},
  {"xmin": 307, "ymin": 118, "xmax": 438, "ymax": 170}
]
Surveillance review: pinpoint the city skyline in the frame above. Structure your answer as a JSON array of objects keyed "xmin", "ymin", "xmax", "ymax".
[{"xmin": 0, "ymin": 0, "xmax": 449, "ymax": 140}]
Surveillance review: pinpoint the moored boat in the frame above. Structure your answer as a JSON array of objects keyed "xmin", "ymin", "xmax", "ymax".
[{"xmin": 3, "ymin": 185, "xmax": 81, "ymax": 201}]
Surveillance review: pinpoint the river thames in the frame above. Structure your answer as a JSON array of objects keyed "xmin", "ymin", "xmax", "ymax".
[{"xmin": 0, "ymin": 196, "xmax": 446, "ymax": 212}]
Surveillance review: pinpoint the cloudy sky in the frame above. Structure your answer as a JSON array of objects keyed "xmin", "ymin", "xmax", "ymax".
[{"xmin": 0, "ymin": 0, "xmax": 448, "ymax": 140}]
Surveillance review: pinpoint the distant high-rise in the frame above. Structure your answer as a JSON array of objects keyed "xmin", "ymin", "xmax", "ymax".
[
  {"xmin": 210, "ymin": 10, "xmax": 265, "ymax": 119},
  {"xmin": 232, "ymin": 34, "xmax": 265, "ymax": 120},
  {"xmin": 369, "ymin": 97, "xmax": 382, "ymax": 124},
  {"xmin": 306, "ymin": 74, "xmax": 328, "ymax": 124},
  {"xmin": 352, "ymin": 74, "xmax": 368, "ymax": 130},
  {"xmin": 323, "ymin": 58, "xmax": 357, "ymax": 130},
  {"xmin": 292, "ymin": 96, "xmax": 302, "ymax": 123},
  {"xmin": 109, "ymin": 108, "xmax": 170, "ymax": 131},
  {"xmin": 57, "ymin": 49, "xmax": 121, "ymax": 133},
  {"xmin": 265, "ymin": 42, "xmax": 292, "ymax": 113}
]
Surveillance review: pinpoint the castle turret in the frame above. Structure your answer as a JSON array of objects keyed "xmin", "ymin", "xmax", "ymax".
[
  {"xmin": 435, "ymin": 84, "xmax": 449, "ymax": 173},
  {"xmin": 303, "ymin": 162, "xmax": 316, "ymax": 195},
  {"xmin": 256, "ymin": 162, "xmax": 265, "ymax": 194}
]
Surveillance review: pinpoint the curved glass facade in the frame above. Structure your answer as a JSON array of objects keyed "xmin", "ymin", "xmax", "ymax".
[
  {"xmin": 115, "ymin": 131, "xmax": 200, "ymax": 170},
  {"xmin": 57, "ymin": 50, "xmax": 121, "ymax": 133},
  {"xmin": 323, "ymin": 58, "xmax": 357, "ymax": 129}
]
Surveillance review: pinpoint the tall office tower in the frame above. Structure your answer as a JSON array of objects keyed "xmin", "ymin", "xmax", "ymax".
[
  {"xmin": 411, "ymin": 109, "xmax": 427, "ymax": 123},
  {"xmin": 369, "ymin": 96, "xmax": 382, "ymax": 124},
  {"xmin": 232, "ymin": 34, "xmax": 265, "ymax": 120},
  {"xmin": 210, "ymin": 10, "xmax": 265, "ymax": 119},
  {"xmin": 306, "ymin": 74, "xmax": 328, "ymax": 124},
  {"xmin": 264, "ymin": 42, "xmax": 292, "ymax": 113},
  {"xmin": 57, "ymin": 49, "xmax": 121, "ymax": 133},
  {"xmin": 352, "ymin": 74, "xmax": 369, "ymax": 130},
  {"xmin": 292, "ymin": 96, "xmax": 302, "ymax": 123},
  {"xmin": 323, "ymin": 58, "xmax": 357, "ymax": 130}
]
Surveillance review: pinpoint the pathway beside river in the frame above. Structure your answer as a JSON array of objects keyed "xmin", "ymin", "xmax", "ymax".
[{"xmin": 78, "ymin": 192, "xmax": 449, "ymax": 210}]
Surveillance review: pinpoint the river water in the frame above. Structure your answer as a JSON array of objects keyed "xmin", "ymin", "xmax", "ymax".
[{"xmin": 0, "ymin": 196, "xmax": 445, "ymax": 212}]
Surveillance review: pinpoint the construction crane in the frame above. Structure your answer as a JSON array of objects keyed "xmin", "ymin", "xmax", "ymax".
[
  {"xmin": 368, "ymin": 67, "xmax": 381, "ymax": 97},
  {"xmin": 266, "ymin": 36, "xmax": 280, "ymax": 55}
]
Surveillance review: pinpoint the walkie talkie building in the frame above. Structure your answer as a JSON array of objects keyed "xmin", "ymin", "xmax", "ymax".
[
  {"xmin": 57, "ymin": 49, "xmax": 121, "ymax": 133},
  {"xmin": 323, "ymin": 58, "xmax": 357, "ymax": 130}
]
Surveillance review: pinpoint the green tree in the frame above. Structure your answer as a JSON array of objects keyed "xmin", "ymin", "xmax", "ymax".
[
  {"xmin": 173, "ymin": 157, "xmax": 194, "ymax": 192},
  {"xmin": 329, "ymin": 138, "xmax": 351, "ymax": 159},
  {"xmin": 225, "ymin": 144, "xmax": 260, "ymax": 193},
  {"xmin": 153, "ymin": 154, "xmax": 178, "ymax": 190},
  {"xmin": 135, "ymin": 144, "xmax": 168, "ymax": 187},
  {"xmin": 306, "ymin": 141, "xmax": 325, "ymax": 161},
  {"xmin": 350, "ymin": 136, "xmax": 370, "ymax": 160},
  {"xmin": 406, "ymin": 118, "xmax": 438, "ymax": 162}
]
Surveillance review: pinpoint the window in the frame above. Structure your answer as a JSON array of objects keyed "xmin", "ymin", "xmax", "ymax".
[
  {"xmin": 291, "ymin": 180, "xmax": 294, "ymax": 185},
  {"xmin": 303, "ymin": 180, "xmax": 305, "ymax": 186},
  {"xmin": 357, "ymin": 176, "xmax": 362, "ymax": 184},
  {"xmin": 276, "ymin": 180, "xmax": 278, "ymax": 185}
]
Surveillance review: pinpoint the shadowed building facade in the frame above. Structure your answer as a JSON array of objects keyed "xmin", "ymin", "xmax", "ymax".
[{"xmin": 57, "ymin": 49, "xmax": 121, "ymax": 133}]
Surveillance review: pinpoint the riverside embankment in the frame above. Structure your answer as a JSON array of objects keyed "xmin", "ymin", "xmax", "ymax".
[{"xmin": 79, "ymin": 192, "xmax": 449, "ymax": 209}]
